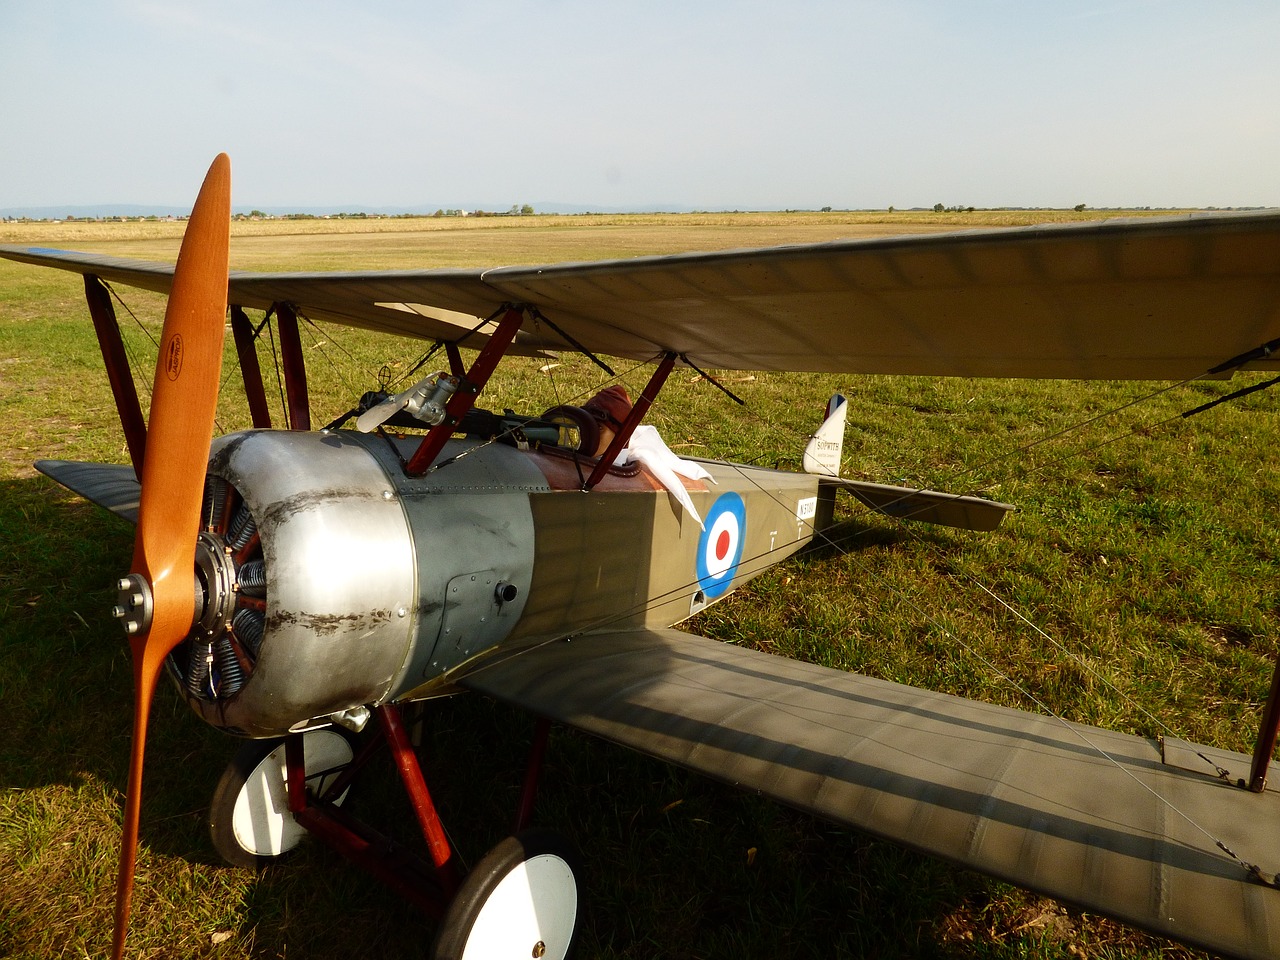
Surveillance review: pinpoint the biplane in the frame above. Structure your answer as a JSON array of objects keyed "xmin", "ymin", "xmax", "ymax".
[{"xmin": 5, "ymin": 154, "xmax": 1280, "ymax": 959}]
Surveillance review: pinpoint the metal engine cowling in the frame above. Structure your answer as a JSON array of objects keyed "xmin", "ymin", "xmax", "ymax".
[
  {"xmin": 167, "ymin": 429, "xmax": 540, "ymax": 737},
  {"xmin": 170, "ymin": 430, "xmax": 417, "ymax": 736}
]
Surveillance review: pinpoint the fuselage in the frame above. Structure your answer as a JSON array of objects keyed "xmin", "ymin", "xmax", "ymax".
[{"xmin": 175, "ymin": 428, "xmax": 825, "ymax": 736}]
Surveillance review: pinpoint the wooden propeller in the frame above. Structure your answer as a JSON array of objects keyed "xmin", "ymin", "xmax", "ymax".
[{"xmin": 110, "ymin": 154, "xmax": 230, "ymax": 959}]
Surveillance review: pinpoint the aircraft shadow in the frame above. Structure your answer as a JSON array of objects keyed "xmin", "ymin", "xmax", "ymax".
[
  {"xmin": 0, "ymin": 473, "xmax": 231, "ymax": 849},
  {"xmin": 0, "ymin": 473, "xmax": 1083, "ymax": 959}
]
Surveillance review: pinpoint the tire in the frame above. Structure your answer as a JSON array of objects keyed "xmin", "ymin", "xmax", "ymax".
[
  {"xmin": 208, "ymin": 727, "xmax": 357, "ymax": 869},
  {"xmin": 433, "ymin": 829, "xmax": 582, "ymax": 960}
]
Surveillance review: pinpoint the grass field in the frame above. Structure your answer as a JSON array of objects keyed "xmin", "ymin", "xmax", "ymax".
[{"xmin": 1, "ymin": 210, "xmax": 1274, "ymax": 959}]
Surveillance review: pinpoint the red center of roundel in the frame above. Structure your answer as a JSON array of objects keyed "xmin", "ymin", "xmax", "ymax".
[{"xmin": 715, "ymin": 529, "xmax": 731, "ymax": 560}]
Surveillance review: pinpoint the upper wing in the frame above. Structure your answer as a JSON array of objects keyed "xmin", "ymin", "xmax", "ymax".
[
  {"xmin": 462, "ymin": 626, "xmax": 1280, "ymax": 960},
  {"xmin": 481, "ymin": 211, "xmax": 1280, "ymax": 379},
  {"xmin": 5, "ymin": 209, "xmax": 1280, "ymax": 378},
  {"xmin": 0, "ymin": 245, "xmax": 503, "ymax": 347}
]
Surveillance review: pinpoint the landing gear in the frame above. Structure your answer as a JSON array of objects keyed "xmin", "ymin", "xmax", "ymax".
[
  {"xmin": 209, "ymin": 707, "xmax": 577, "ymax": 953},
  {"xmin": 209, "ymin": 727, "xmax": 357, "ymax": 868},
  {"xmin": 432, "ymin": 830, "xmax": 581, "ymax": 960}
]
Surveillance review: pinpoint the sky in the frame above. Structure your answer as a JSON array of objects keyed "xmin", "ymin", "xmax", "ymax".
[{"xmin": 2, "ymin": 0, "xmax": 1278, "ymax": 212}]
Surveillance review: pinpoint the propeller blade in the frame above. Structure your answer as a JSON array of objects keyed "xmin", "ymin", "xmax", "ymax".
[{"xmin": 111, "ymin": 154, "xmax": 230, "ymax": 960}]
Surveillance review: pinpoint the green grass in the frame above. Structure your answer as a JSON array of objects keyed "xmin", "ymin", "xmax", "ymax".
[{"xmin": 1, "ymin": 211, "xmax": 1271, "ymax": 959}]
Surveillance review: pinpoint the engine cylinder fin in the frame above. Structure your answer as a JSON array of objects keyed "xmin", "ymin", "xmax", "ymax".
[
  {"xmin": 177, "ymin": 478, "xmax": 265, "ymax": 703},
  {"xmin": 186, "ymin": 641, "xmax": 214, "ymax": 699},
  {"xmin": 231, "ymin": 607, "xmax": 265, "ymax": 656},
  {"xmin": 201, "ymin": 477, "xmax": 229, "ymax": 532},
  {"xmin": 227, "ymin": 502, "xmax": 257, "ymax": 550},
  {"xmin": 213, "ymin": 636, "xmax": 245, "ymax": 697},
  {"xmin": 237, "ymin": 560, "xmax": 267, "ymax": 597}
]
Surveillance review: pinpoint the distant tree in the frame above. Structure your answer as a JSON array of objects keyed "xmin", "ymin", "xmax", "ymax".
[
  {"xmin": 933, "ymin": 203, "xmax": 945, "ymax": 213},
  {"xmin": 1074, "ymin": 203, "xmax": 1087, "ymax": 212},
  {"xmin": 521, "ymin": 204, "xmax": 534, "ymax": 216},
  {"xmin": 821, "ymin": 206, "xmax": 832, "ymax": 213}
]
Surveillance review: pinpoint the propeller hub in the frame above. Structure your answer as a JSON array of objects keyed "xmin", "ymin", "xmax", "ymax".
[
  {"xmin": 112, "ymin": 574, "xmax": 153, "ymax": 636},
  {"xmin": 193, "ymin": 531, "xmax": 238, "ymax": 641}
]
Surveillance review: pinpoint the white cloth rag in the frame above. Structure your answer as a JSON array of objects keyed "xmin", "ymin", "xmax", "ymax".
[{"xmin": 615, "ymin": 424, "xmax": 715, "ymax": 529}]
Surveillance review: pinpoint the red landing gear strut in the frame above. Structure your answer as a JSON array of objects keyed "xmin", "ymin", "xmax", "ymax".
[
  {"xmin": 210, "ymin": 704, "xmax": 579, "ymax": 958},
  {"xmin": 284, "ymin": 704, "xmax": 460, "ymax": 913}
]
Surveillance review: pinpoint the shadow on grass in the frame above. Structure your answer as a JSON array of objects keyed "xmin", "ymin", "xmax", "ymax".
[
  {"xmin": 233, "ymin": 693, "xmax": 1014, "ymax": 960},
  {"xmin": 803, "ymin": 515, "xmax": 913, "ymax": 560},
  {"xmin": 0, "ymin": 474, "xmax": 1124, "ymax": 960},
  {"xmin": 0, "ymin": 474, "xmax": 231, "ymax": 854}
]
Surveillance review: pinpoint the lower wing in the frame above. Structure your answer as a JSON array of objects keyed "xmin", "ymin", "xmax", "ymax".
[
  {"xmin": 462, "ymin": 625, "xmax": 1280, "ymax": 960},
  {"xmin": 36, "ymin": 460, "xmax": 140, "ymax": 523}
]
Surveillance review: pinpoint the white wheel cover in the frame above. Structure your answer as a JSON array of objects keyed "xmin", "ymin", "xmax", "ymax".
[
  {"xmin": 231, "ymin": 730, "xmax": 352, "ymax": 857},
  {"xmin": 461, "ymin": 853, "xmax": 578, "ymax": 960}
]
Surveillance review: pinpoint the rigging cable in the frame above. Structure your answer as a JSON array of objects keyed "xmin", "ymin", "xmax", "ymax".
[
  {"xmin": 448, "ymin": 358, "xmax": 1279, "ymax": 882},
  {"xmin": 260, "ymin": 307, "xmax": 289, "ymax": 429}
]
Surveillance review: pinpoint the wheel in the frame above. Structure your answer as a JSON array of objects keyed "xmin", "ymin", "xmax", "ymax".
[
  {"xmin": 433, "ymin": 829, "xmax": 582, "ymax": 960},
  {"xmin": 208, "ymin": 727, "xmax": 357, "ymax": 868}
]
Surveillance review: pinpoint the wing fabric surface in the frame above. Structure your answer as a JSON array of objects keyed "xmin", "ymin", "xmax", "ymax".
[
  {"xmin": 0, "ymin": 249, "xmax": 181, "ymax": 296},
  {"xmin": 36, "ymin": 460, "xmax": 140, "ymax": 524},
  {"xmin": 5, "ymin": 210, "xmax": 1280, "ymax": 379},
  {"xmin": 825, "ymin": 477, "xmax": 1015, "ymax": 530},
  {"xmin": 481, "ymin": 211, "xmax": 1280, "ymax": 379},
  {"xmin": 0, "ymin": 246, "xmax": 503, "ymax": 347},
  {"xmin": 462, "ymin": 627, "xmax": 1280, "ymax": 960}
]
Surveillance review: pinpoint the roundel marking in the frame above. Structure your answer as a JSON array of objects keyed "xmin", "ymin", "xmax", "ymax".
[{"xmin": 696, "ymin": 492, "xmax": 746, "ymax": 599}]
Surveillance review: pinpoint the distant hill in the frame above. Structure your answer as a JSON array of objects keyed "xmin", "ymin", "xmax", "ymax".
[
  {"xmin": 1, "ymin": 201, "xmax": 700, "ymax": 220},
  {"xmin": 1, "ymin": 203, "xmax": 194, "ymax": 220}
]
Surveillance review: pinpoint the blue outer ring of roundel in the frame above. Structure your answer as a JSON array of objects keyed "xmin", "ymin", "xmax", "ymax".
[{"xmin": 696, "ymin": 492, "xmax": 747, "ymax": 599}]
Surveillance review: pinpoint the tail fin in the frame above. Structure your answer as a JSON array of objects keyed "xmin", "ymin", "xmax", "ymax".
[{"xmin": 803, "ymin": 393, "xmax": 847, "ymax": 476}]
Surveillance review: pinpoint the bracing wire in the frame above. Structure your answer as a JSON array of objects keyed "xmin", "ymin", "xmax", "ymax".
[
  {"xmin": 261, "ymin": 311, "xmax": 289, "ymax": 430},
  {"xmin": 421, "ymin": 355, "xmax": 659, "ymax": 476},
  {"xmin": 97, "ymin": 276, "xmax": 1280, "ymax": 883},
  {"xmin": 292, "ymin": 310, "xmax": 364, "ymax": 402},
  {"xmin": 105, "ymin": 281, "xmax": 160, "ymax": 350},
  {"xmin": 444, "ymin": 354, "xmax": 1278, "ymax": 879},
  {"xmin": 101, "ymin": 281, "xmax": 157, "ymax": 409}
]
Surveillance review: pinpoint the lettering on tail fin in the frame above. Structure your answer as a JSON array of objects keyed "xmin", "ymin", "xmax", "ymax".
[{"xmin": 803, "ymin": 393, "xmax": 847, "ymax": 476}]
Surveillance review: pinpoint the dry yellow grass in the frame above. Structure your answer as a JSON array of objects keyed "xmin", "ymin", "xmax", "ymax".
[
  {"xmin": 2, "ymin": 209, "xmax": 1248, "ymax": 960},
  {"xmin": 0, "ymin": 206, "xmax": 1185, "ymax": 243},
  {"xmin": 0, "ymin": 208, "xmax": 1190, "ymax": 274}
]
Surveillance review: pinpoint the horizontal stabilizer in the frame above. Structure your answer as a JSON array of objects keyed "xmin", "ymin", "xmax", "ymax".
[
  {"xmin": 462, "ymin": 627, "xmax": 1280, "ymax": 960},
  {"xmin": 826, "ymin": 477, "xmax": 1013, "ymax": 530},
  {"xmin": 35, "ymin": 460, "xmax": 140, "ymax": 524}
]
